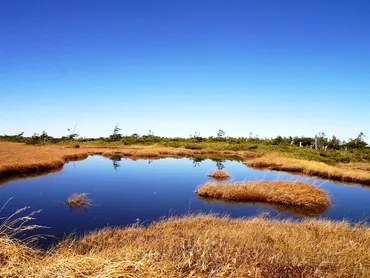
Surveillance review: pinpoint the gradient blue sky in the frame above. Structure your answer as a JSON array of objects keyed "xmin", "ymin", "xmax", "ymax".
[{"xmin": 1, "ymin": 0, "xmax": 369, "ymax": 140}]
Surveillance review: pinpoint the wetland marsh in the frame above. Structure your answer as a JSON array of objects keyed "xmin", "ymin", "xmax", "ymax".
[{"xmin": 1, "ymin": 155, "xmax": 370, "ymax": 247}]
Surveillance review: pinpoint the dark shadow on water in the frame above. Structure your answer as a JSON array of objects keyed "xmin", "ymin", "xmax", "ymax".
[{"xmin": 0, "ymin": 168, "xmax": 62, "ymax": 186}]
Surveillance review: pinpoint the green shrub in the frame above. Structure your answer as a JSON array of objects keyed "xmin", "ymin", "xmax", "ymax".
[{"xmin": 184, "ymin": 144, "xmax": 203, "ymax": 150}]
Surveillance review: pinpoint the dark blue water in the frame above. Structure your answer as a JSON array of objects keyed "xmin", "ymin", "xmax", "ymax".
[{"xmin": 1, "ymin": 156, "xmax": 369, "ymax": 245}]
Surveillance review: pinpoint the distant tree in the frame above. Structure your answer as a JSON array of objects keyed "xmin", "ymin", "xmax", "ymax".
[
  {"xmin": 347, "ymin": 132, "xmax": 367, "ymax": 148},
  {"xmin": 316, "ymin": 132, "xmax": 326, "ymax": 138},
  {"xmin": 327, "ymin": 135, "xmax": 341, "ymax": 150},
  {"xmin": 217, "ymin": 129, "xmax": 225, "ymax": 139},
  {"xmin": 109, "ymin": 124, "xmax": 122, "ymax": 141},
  {"xmin": 67, "ymin": 125, "xmax": 79, "ymax": 139},
  {"xmin": 357, "ymin": 132, "xmax": 365, "ymax": 142},
  {"xmin": 34, "ymin": 130, "xmax": 52, "ymax": 144},
  {"xmin": 272, "ymin": 135, "xmax": 283, "ymax": 145},
  {"xmin": 190, "ymin": 132, "xmax": 204, "ymax": 142},
  {"xmin": 315, "ymin": 132, "xmax": 328, "ymax": 150}
]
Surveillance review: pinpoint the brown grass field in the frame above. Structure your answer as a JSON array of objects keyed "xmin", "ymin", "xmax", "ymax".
[
  {"xmin": 196, "ymin": 181, "xmax": 330, "ymax": 214},
  {"xmin": 207, "ymin": 169, "xmax": 230, "ymax": 179},
  {"xmin": 0, "ymin": 214, "xmax": 369, "ymax": 277}
]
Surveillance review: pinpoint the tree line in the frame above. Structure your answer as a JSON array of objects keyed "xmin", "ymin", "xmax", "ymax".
[{"xmin": 0, "ymin": 125, "xmax": 368, "ymax": 150}]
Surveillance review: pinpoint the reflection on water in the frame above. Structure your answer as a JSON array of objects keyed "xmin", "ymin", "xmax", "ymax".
[
  {"xmin": 216, "ymin": 160, "xmax": 225, "ymax": 170},
  {"xmin": 197, "ymin": 196, "xmax": 328, "ymax": 217},
  {"xmin": 110, "ymin": 156, "xmax": 122, "ymax": 171},
  {"xmin": 0, "ymin": 156, "xmax": 369, "ymax": 247}
]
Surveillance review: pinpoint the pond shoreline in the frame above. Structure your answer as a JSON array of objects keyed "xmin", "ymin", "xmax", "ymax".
[
  {"xmin": 1, "ymin": 142, "xmax": 370, "ymax": 186},
  {"xmin": 1, "ymin": 145, "xmax": 370, "ymax": 277}
]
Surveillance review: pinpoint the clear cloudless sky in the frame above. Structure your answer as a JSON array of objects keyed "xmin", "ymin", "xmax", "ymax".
[{"xmin": 1, "ymin": 0, "xmax": 369, "ymax": 140}]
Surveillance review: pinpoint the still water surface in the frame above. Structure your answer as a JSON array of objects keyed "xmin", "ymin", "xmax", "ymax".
[{"xmin": 1, "ymin": 156, "xmax": 369, "ymax": 245}]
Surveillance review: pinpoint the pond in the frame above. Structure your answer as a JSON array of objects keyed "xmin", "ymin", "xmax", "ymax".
[{"xmin": 1, "ymin": 156, "xmax": 370, "ymax": 246}]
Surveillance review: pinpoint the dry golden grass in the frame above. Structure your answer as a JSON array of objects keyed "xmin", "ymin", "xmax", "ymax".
[
  {"xmin": 207, "ymin": 169, "xmax": 230, "ymax": 179},
  {"xmin": 0, "ymin": 214, "xmax": 369, "ymax": 277},
  {"xmin": 247, "ymin": 153, "xmax": 370, "ymax": 185},
  {"xmin": 338, "ymin": 162, "xmax": 370, "ymax": 172},
  {"xmin": 196, "ymin": 181, "xmax": 330, "ymax": 214},
  {"xmin": 64, "ymin": 193, "xmax": 92, "ymax": 207},
  {"xmin": 0, "ymin": 143, "xmax": 90, "ymax": 178}
]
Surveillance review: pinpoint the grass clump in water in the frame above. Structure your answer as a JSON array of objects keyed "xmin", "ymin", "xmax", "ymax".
[
  {"xmin": 196, "ymin": 180, "xmax": 330, "ymax": 213},
  {"xmin": 64, "ymin": 193, "xmax": 91, "ymax": 208},
  {"xmin": 207, "ymin": 169, "xmax": 230, "ymax": 179}
]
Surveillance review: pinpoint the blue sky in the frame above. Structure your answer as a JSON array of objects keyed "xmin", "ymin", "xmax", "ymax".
[{"xmin": 1, "ymin": 0, "xmax": 369, "ymax": 140}]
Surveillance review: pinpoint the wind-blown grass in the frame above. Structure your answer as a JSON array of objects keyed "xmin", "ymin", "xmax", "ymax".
[
  {"xmin": 196, "ymin": 180, "xmax": 330, "ymax": 214},
  {"xmin": 0, "ymin": 199, "xmax": 48, "ymax": 273},
  {"xmin": 0, "ymin": 214, "xmax": 369, "ymax": 277}
]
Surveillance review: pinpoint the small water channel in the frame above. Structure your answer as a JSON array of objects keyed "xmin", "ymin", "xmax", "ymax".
[{"xmin": 1, "ymin": 156, "xmax": 370, "ymax": 246}]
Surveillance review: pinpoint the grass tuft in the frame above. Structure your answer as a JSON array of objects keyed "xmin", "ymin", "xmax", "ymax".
[
  {"xmin": 64, "ymin": 193, "xmax": 92, "ymax": 208},
  {"xmin": 207, "ymin": 169, "xmax": 230, "ymax": 179}
]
